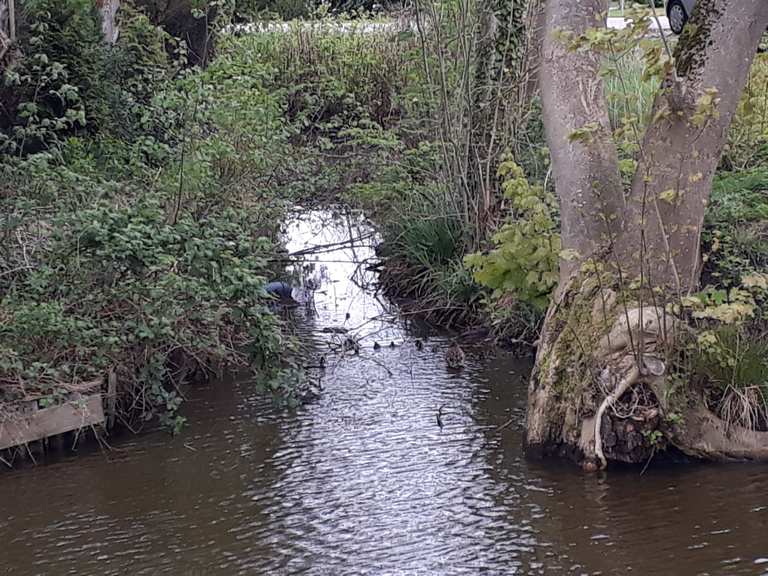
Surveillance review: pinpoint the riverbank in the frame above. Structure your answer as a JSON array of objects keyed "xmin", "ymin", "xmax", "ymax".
[
  {"xmin": 2, "ymin": 4, "xmax": 767, "ymax": 466},
  {"xmin": 0, "ymin": 3, "xmax": 301, "ymax": 451},
  {"xmin": 242, "ymin": 14, "xmax": 768, "ymax": 456}
]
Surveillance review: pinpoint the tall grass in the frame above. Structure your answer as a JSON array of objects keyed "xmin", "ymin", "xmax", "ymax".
[
  {"xmin": 603, "ymin": 49, "xmax": 657, "ymax": 132},
  {"xmin": 377, "ymin": 187, "xmax": 484, "ymax": 327},
  {"xmin": 242, "ymin": 22, "xmax": 418, "ymax": 131},
  {"xmin": 724, "ymin": 53, "xmax": 768, "ymax": 170},
  {"xmin": 692, "ymin": 326, "xmax": 768, "ymax": 431}
]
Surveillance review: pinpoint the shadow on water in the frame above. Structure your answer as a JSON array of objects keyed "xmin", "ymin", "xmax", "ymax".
[{"xmin": 0, "ymin": 208, "xmax": 766, "ymax": 576}]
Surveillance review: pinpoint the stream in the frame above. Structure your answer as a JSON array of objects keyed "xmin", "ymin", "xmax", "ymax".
[{"xmin": 0, "ymin": 209, "xmax": 766, "ymax": 576}]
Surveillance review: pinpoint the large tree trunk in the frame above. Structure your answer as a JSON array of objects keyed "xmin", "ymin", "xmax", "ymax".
[
  {"xmin": 619, "ymin": 0, "xmax": 768, "ymax": 293},
  {"xmin": 526, "ymin": 0, "xmax": 768, "ymax": 467},
  {"xmin": 539, "ymin": 0, "xmax": 624, "ymax": 284}
]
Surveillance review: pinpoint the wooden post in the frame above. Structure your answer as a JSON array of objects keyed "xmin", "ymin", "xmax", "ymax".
[{"xmin": 106, "ymin": 369, "xmax": 117, "ymax": 429}]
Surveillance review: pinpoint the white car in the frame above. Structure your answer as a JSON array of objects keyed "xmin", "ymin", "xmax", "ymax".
[{"xmin": 666, "ymin": 0, "xmax": 695, "ymax": 34}]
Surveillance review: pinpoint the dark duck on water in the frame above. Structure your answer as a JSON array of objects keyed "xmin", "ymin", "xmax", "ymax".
[{"xmin": 445, "ymin": 342, "xmax": 465, "ymax": 370}]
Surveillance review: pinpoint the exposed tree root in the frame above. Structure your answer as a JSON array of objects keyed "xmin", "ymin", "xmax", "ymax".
[
  {"xmin": 525, "ymin": 279, "xmax": 768, "ymax": 468},
  {"xmin": 673, "ymin": 402, "xmax": 768, "ymax": 462},
  {"xmin": 594, "ymin": 365, "xmax": 639, "ymax": 468}
]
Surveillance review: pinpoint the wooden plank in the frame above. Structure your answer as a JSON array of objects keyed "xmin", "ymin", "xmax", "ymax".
[{"xmin": 0, "ymin": 394, "xmax": 105, "ymax": 451}]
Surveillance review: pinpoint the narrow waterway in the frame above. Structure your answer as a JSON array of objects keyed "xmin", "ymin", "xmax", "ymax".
[{"xmin": 0, "ymin": 209, "xmax": 766, "ymax": 576}]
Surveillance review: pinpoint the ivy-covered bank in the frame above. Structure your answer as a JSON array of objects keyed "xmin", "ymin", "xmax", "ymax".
[{"xmin": 0, "ymin": 2, "xmax": 303, "ymax": 434}]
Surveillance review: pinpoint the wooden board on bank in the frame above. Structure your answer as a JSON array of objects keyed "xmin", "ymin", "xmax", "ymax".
[{"xmin": 0, "ymin": 394, "xmax": 105, "ymax": 451}]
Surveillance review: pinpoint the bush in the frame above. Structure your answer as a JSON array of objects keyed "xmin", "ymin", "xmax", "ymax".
[
  {"xmin": 722, "ymin": 53, "xmax": 768, "ymax": 171},
  {"xmin": 0, "ymin": 6, "xmax": 300, "ymax": 432},
  {"xmin": 702, "ymin": 169, "xmax": 768, "ymax": 288},
  {"xmin": 237, "ymin": 0, "xmax": 396, "ymax": 20},
  {"xmin": 683, "ymin": 277, "xmax": 768, "ymax": 431},
  {"xmin": 0, "ymin": 0, "xmax": 176, "ymax": 154},
  {"xmin": 0, "ymin": 193, "xmax": 286, "ymax": 430},
  {"xmin": 0, "ymin": 0, "xmax": 96, "ymax": 153},
  {"xmin": 465, "ymin": 159, "xmax": 560, "ymax": 311}
]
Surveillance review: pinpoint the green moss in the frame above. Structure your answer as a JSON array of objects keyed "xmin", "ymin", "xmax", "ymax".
[{"xmin": 546, "ymin": 277, "xmax": 617, "ymax": 402}]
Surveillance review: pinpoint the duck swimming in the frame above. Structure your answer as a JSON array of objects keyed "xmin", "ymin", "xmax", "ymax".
[{"xmin": 445, "ymin": 342, "xmax": 465, "ymax": 370}]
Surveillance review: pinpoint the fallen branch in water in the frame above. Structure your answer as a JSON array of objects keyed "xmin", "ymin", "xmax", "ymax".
[
  {"xmin": 288, "ymin": 233, "xmax": 376, "ymax": 257},
  {"xmin": 495, "ymin": 417, "xmax": 516, "ymax": 431}
]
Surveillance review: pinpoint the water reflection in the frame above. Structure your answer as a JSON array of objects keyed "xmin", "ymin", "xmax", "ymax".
[{"xmin": 0, "ymin": 209, "xmax": 766, "ymax": 576}]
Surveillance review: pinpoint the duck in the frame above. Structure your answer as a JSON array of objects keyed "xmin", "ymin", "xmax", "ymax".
[
  {"xmin": 445, "ymin": 342, "xmax": 465, "ymax": 370},
  {"xmin": 373, "ymin": 341, "xmax": 381, "ymax": 351},
  {"xmin": 343, "ymin": 337, "xmax": 360, "ymax": 355}
]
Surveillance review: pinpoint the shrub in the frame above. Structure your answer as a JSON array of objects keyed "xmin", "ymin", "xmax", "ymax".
[
  {"xmin": 722, "ymin": 53, "xmax": 768, "ymax": 171},
  {"xmin": 685, "ymin": 276, "xmax": 768, "ymax": 431},
  {"xmin": 465, "ymin": 159, "xmax": 560, "ymax": 311},
  {"xmin": 702, "ymin": 169, "xmax": 768, "ymax": 288},
  {"xmin": 0, "ymin": 185, "xmax": 290, "ymax": 430},
  {"xmin": 0, "ymin": 9, "xmax": 300, "ymax": 432},
  {"xmin": 0, "ymin": 0, "xmax": 95, "ymax": 153}
]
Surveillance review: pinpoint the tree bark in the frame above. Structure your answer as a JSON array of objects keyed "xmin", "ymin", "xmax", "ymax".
[
  {"xmin": 526, "ymin": 0, "xmax": 768, "ymax": 466},
  {"xmin": 0, "ymin": 0, "xmax": 15, "ymax": 67},
  {"xmin": 97, "ymin": 0, "xmax": 120, "ymax": 44},
  {"xmin": 618, "ymin": 0, "xmax": 768, "ymax": 293},
  {"xmin": 539, "ymin": 0, "xmax": 624, "ymax": 284}
]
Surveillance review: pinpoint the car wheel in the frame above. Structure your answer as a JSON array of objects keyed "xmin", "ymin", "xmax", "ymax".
[{"xmin": 667, "ymin": 0, "xmax": 688, "ymax": 35}]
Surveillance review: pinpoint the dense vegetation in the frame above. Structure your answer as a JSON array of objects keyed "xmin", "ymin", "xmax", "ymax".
[
  {"xmin": 242, "ymin": 8, "xmax": 768, "ymax": 432},
  {"xmin": 1, "ymin": 0, "xmax": 766, "ymax": 439},
  {"xmin": 0, "ymin": 1, "xmax": 301, "ymax": 432}
]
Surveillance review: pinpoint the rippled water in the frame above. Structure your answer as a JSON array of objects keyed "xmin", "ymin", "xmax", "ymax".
[{"xmin": 1, "ymin": 209, "xmax": 766, "ymax": 576}]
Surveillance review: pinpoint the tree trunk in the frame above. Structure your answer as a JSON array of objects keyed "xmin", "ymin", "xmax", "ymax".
[
  {"xmin": 526, "ymin": 0, "xmax": 768, "ymax": 467},
  {"xmin": 469, "ymin": 0, "xmax": 529, "ymax": 242},
  {"xmin": 539, "ymin": 0, "xmax": 624, "ymax": 284},
  {"xmin": 618, "ymin": 0, "xmax": 768, "ymax": 293},
  {"xmin": 97, "ymin": 0, "xmax": 120, "ymax": 44},
  {"xmin": 134, "ymin": 0, "xmax": 218, "ymax": 66}
]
